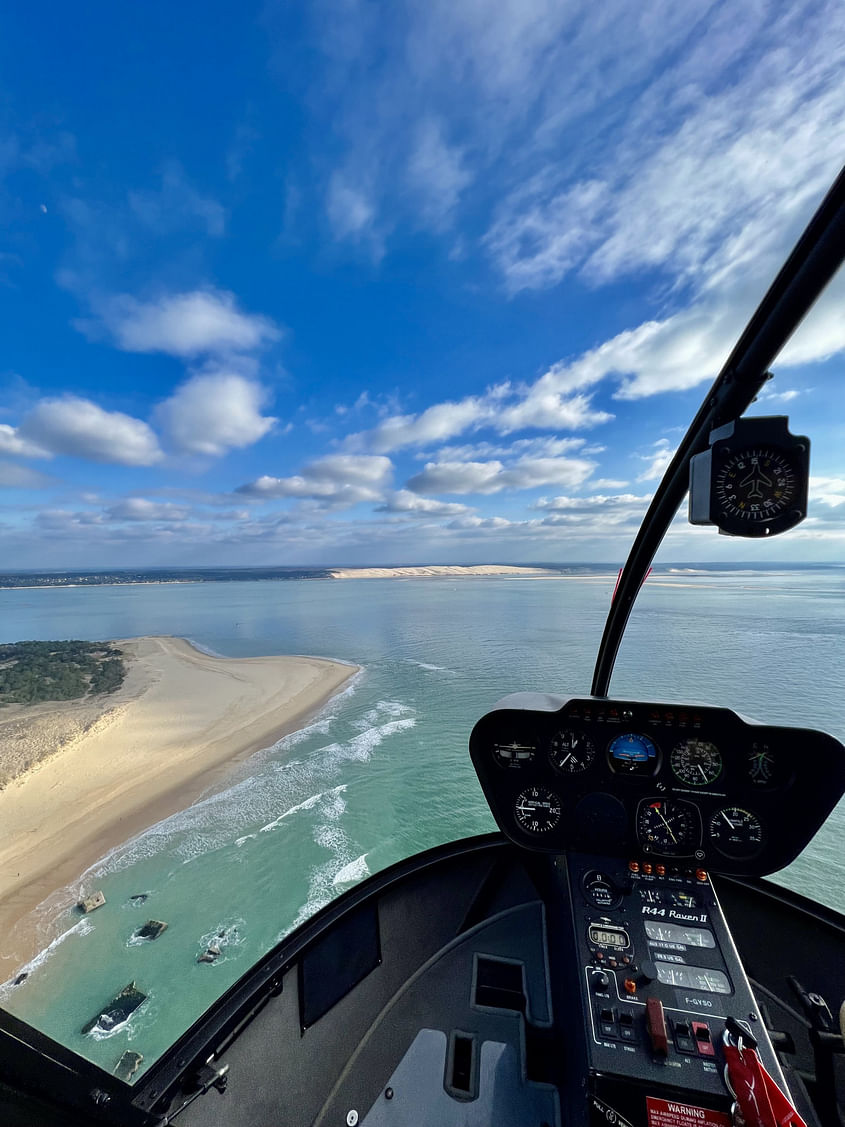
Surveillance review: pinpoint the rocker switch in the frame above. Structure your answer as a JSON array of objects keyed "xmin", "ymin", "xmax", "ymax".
[{"xmin": 646, "ymin": 997, "xmax": 669, "ymax": 1056}]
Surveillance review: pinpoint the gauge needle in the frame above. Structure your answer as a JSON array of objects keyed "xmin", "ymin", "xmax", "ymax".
[
  {"xmin": 697, "ymin": 764, "xmax": 709, "ymax": 783},
  {"xmin": 654, "ymin": 808, "xmax": 678, "ymax": 843},
  {"xmin": 721, "ymin": 811, "xmax": 735, "ymax": 829},
  {"xmin": 560, "ymin": 752, "xmax": 572, "ymax": 767}
]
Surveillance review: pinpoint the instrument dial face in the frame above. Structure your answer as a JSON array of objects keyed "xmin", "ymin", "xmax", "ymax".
[
  {"xmin": 747, "ymin": 742, "xmax": 777, "ymax": 786},
  {"xmin": 709, "ymin": 806, "xmax": 764, "ymax": 858},
  {"xmin": 636, "ymin": 798, "xmax": 701, "ymax": 855},
  {"xmin": 491, "ymin": 737, "xmax": 536, "ymax": 768},
  {"xmin": 714, "ymin": 447, "xmax": 797, "ymax": 524},
  {"xmin": 514, "ymin": 786, "xmax": 562, "ymax": 834},
  {"xmin": 549, "ymin": 730, "xmax": 596, "ymax": 774},
  {"xmin": 607, "ymin": 732, "xmax": 660, "ymax": 775},
  {"xmin": 670, "ymin": 738, "xmax": 723, "ymax": 787}
]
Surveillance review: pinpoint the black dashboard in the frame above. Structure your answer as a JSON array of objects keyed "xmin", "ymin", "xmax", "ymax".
[{"xmin": 469, "ymin": 693, "xmax": 845, "ymax": 875}]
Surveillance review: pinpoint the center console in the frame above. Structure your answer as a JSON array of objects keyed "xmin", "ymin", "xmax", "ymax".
[{"xmin": 565, "ymin": 851, "xmax": 786, "ymax": 1127}]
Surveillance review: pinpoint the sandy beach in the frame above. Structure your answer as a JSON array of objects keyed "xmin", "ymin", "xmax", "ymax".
[{"xmin": 0, "ymin": 637, "xmax": 358, "ymax": 974}]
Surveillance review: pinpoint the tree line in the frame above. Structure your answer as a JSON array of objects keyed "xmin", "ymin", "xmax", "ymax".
[{"xmin": 0, "ymin": 641, "xmax": 126, "ymax": 706}]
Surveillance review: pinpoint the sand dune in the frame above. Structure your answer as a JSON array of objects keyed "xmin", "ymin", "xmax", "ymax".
[
  {"xmin": 0, "ymin": 637, "xmax": 357, "ymax": 973},
  {"xmin": 329, "ymin": 565, "xmax": 565, "ymax": 579}
]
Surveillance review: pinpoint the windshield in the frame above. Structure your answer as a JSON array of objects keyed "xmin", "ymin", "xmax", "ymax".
[{"xmin": 1, "ymin": 1, "xmax": 844, "ymax": 1086}]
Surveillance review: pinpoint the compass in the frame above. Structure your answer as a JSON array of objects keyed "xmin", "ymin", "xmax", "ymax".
[{"xmin": 689, "ymin": 415, "xmax": 809, "ymax": 537}]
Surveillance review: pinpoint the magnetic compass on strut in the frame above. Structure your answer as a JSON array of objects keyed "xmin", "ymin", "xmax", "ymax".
[{"xmin": 689, "ymin": 415, "xmax": 809, "ymax": 538}]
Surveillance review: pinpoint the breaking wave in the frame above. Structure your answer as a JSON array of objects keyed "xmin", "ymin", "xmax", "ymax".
[
  {"xmin": 332, "ymin": 853, "xmax": 370, "ymax": 886},
  {"xmin": 0, "ymin": 917, "xmax": 95, "ymax": 999}
]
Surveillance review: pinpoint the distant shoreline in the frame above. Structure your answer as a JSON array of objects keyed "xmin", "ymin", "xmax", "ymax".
[
  {"xmin": 0, "ymin": 562, "xmax": 836, "ymax": 592},
  {"xmin": 0, "ymin": 637, "xmax": 358, "ymax": 977}
]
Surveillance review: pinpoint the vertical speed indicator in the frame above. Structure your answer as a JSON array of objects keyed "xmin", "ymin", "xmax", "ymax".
[{"xmin": 514, "ymin": 787, "xmax": 562, "ymax": 834}]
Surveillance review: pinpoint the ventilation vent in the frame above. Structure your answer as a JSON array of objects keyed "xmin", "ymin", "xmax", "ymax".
[
  {"xmin": 474, "ymin": 956, "xmax": 526, "ymax": 1012},
  {"xmin": 445, "ymin": 1031, "xmax": 477, "ymax": 1099}
]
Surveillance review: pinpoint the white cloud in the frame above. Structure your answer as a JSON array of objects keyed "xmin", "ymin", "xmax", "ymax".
[
  {"xmin": 486, "ymin": 4, "xmax": 845, "ymax": 295},
  {"xmin": 375, "ymin": 490, "xmax": 472, "ymax": 516},
  {"xmin": 407, "ymin": 117, "xmax": 471, "ymax": 228},
  {"xmin": 355, "ymin": 395, "xmax": 488, "ymax": 453},
  {"xmin": 0, "ymin": 460, "xmax": 53, "ymax": 488},
  {"xmin": 326, "ymin": 173, "xmax": 379, "ymax": 243},
  {"xmin": 237, "ymin": 454, "xmax": 393, "ymax": 508},
  {"xmin": 446, "ymin": 515, "xmax": 515, "ymax": 530},
  {"xmin": 535, "ymin": 492, "xmax": 651, "ymax": 526},
  {"xmin": 107, "ymin": 498, "xmax": 191, "ymax": 522},
  {"xmin": 156, "ymin": 371, "xmax": 277, "ymax": 456},
  {"xmin": 82, "ymin": 289, "xmax": 281, "ymax": 358},
  {"xmin": 495, "ymin": 389, "xmax": 612, "ymax": 431},
  {"xmin": 810, "ymin": 476, "xmax": 845, "ymax": 510},
  {"xmin": 348, "ymin": 384, "xmax": 610, "ymax": 455},
  {"xmin": 18, "ymin": 396, "xmax": 163, "ymax": 465},
  {"xmin": 128, "ymin": 164, "xmax": 225, "ymax": 237},
  {"xmin": 755, "ymin": 387, "xmax": 803, "ymax": 404},
  {"xmin": 419, "ymin": 435, "xmax": 588, "ymax": 461},
  {"xmin": 485, "ymin": 178, "xmax": 608, "ymax": 293},
  {"xmin": 406, "ymin": 452, "xmax": 595, "ymax": 495},
  {"xmin": 474, "ymin": 3, "xmax": 845, "ymax": 399},
  {"xmin": 0, "ymin": 423, "xmax": 49, "ymax": 458},
  {"xmin": 308, "ymin": 0, "xmax": 718, "ymax": 247},
  {"xmin": 636, "ymin": 438, "xmax": 675, "ymax": 483}
]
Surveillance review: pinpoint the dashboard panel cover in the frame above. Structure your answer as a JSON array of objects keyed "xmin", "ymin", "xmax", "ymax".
[{"xmin": 469, "ymin": 694, "xmax": 845, "ymax": 875}]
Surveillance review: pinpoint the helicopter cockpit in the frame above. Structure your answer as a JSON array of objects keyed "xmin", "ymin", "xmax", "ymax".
[{"xmin": 1, "ymin": 150, "xmax": 844, "ymax": 1127}]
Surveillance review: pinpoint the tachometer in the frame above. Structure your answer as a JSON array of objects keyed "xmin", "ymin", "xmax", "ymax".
[
  {"xmin": 670, "ymin": 738, "xmax": 723, "ymax": 787},
  {"xmin": 514, "ymin": 787, "xmax": 562, "ymax": 834},
  {"xmin": 607, "ymin": 733, "xmax": 660, "ymax": 775},
  {"xmin": 549, "ymin": 730, "xmax": 596, "ymax": 773},
  {"xmin": 709, "ymin": 806, "xmax": 764, "ymax": 859},
  {"xmin": 636, "ymin": 798, "xmax": 701, "ymax": 855}
]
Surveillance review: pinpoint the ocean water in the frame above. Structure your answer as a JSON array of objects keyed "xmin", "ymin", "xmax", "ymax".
[{"xmin": 0, "ymin": 569, "xmax": 843, "ymax": 1080}]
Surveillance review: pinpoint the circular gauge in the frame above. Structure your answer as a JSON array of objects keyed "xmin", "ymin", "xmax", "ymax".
[
  {"xmin": 491, "ymin": 736, "xmax": 536, "ymax": 769},
  {"xmin": 607, "ymin": 732, "xmax": 660, "ymax": 775},
  {"xmin": 549, "ymin": 730, "xmax": 596, "ymax": 774},
  {"xmin": 747, "ymin": 742, "xmax": 776, "ymax": 787},
  {"xmin": 714, "ymin": 448, "xmax": 797, "ymax": 526},
  {"xmin": 709, "ymin": 807, "xmax": 764, "ymax": 859},
  {"xmin": 671, "ymin": 739, "xmax": 723, "ymax": 787},
  {"xmin": 637, "ymin": 799, "xmax": 701, "ymax": 855},
  {"xmin": 514, "ymin": 787, "xmax": 562, "ymax": 834},
  {"xmin": 582, "ymin": 870, "xmax": 621, "ymax": 910}
]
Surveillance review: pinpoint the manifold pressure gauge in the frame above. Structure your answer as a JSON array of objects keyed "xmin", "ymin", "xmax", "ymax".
[{"xmin": 689, "ymin": 415, "xmax": 809, "ymax": 537}]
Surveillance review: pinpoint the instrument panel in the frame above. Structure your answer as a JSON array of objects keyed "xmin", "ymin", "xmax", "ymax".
[{"xmin": 469, "ymin": 693, "xmax": 845, "ymax": 874}]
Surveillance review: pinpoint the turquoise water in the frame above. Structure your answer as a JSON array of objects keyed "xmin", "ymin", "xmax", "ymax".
[{"xmin": 0, "ymin": 571, "xmax": 843, "ymax": 1078}]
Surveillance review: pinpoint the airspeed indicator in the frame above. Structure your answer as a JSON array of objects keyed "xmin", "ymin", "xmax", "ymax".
[{"xmin": 671, "ymin": 739, "xmax": 723, "ymax": 786}]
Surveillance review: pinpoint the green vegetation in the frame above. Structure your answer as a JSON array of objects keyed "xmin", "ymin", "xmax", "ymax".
[{"xmin": 0, "ymin": 641, "xmax": 126, "ymax": 706}]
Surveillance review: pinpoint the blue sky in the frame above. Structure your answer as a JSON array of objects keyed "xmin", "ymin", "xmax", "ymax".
[{"xmin": 1, "ymin": 0, "xmax": 844, "ymax": 568}]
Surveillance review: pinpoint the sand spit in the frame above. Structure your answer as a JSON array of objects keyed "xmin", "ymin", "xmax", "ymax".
[{"xmin": 0, "ymin": 637, "xmax": 357, "ymax": 974}]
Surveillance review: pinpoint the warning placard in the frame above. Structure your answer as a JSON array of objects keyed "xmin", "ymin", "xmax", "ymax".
[{"xmin": 646, "ymin": 1096, "xmax": 732, "ymax": 1127}]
